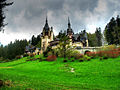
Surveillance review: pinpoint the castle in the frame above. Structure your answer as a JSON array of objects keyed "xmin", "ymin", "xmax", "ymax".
[{"xmin": 40, "ymin": 17, "xmax": 88, "ymax": 53}]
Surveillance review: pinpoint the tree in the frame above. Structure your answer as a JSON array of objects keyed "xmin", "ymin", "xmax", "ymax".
[
  {"xmin": 87, "ymin": 33, "xmax": 97, "ymax": 47},
  {"xmin": 58, "ymin": 34, "xmax": 70, "ymax": 59},
  {"xmin": 57, "ymin": 30, "xmax": 67, "ymax": 38},
  {"xmin": 104, "ymin": 16, "xmax": 120, "ymax": 45},
  {"xmin": 31, "ymin": 35, "xmax": 41, "ymax": 46},
  {"xmin": 31, "ymin": 35, "xmax": 37, "ymax": 46},
  {"xmin": 36, "ymin": 35, "xmax": 41, "ymax": 43},
  {"xmin": 0, "ymin": 0, "xmax": 13, "ymax": 31},
  {"xmin": 95, "ymin": 27, "xmax": 102, "ymax": 46}
]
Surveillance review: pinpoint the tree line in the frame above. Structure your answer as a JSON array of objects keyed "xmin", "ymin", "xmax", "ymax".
[
  {"xmin": 88, "ymin": 27, "xmax": 102, "ymax": 47},
  {"xmin": 30, "ymin": 35, "xmax": 41, "ymax": 48},
  {"xmin": 0, "ymin": 40, "xmax": 28, "ymax": 60}
]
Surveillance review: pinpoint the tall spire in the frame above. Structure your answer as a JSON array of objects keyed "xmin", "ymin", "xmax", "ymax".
[
  {"xmin": 44, "ymin": 16, "xmax": 49, "ymax": 32},
  {"xmin": 68, "ymin": 17, "xmax": 71, "ymax": 28},
  {"xmin": 46, "ymin": 16, "xmax": 48, "ymax": 23},
  {"xmin": 67, "ymin": 17, "xmax": 73, "ymax": 35}
]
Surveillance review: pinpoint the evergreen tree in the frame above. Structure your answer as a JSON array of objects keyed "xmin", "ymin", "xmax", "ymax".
[
  {"xmin": 95, "ymin": 27, "xmax": 102, "ymax": 46},
  {"xmin": 31, "ymin": 35, "xmax": 41, "ymax": 46},
  {"xmin": 0, "ymin": 0, "xmax": 13, "ymax": 31},
  {"xmin": 36, "ymin": 35, "xmax": 41, "ymax": 43},
  {"xmin": 58, "ymin": 33, "xmax": 70, "ymax": 58},
  {"xmin": 31, "ymin": 35, "xmax": 37, "ymax": 46},
  {"xmin": 104, "ymin": 16, "xmax": 120, "ymax": 45},
  {"xmin": 87, "ymin": 33, "xmax": 97, "ymax": 47}
]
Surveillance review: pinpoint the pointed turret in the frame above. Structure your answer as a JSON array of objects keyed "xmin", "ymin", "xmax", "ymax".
[
  {"xmin": 68, "ymin": 17, "xmax": 71, "ymax": 28},
  {"xmin": 43, "ymin": 16, "xmax": 50, "ymax": 32},
  {"xmin": 67, "ymin": 17, "xmax": 73, "ymax": 35}
]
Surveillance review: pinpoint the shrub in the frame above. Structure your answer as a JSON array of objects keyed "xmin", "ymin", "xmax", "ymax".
[
  {"xmin": 70, "ymin": 50, "xmax": 80, "ymax": 58},
  {"xmin": 117, "ymin": 47, "xmax": 120, "ymax": 55},
  {"xmin": 43, "ymin": 50, "xmax": 48, "ymax": 57},
  {"xmin": 23, "ymin": 53, "xmax": 29, "ymax": 57},
  {"xmin": 0, "ymin": 80, "xmax": 4, "ymax": 87},
  {"xmin": 101, "ymin": 45, "xmax": 117, "ymax": 51},
  {"xmin": 29, "ymin": 53, "xmax": 35, "ymax": 57},
  {"xmin": 74, "ymin": 54, "xmax": 84, "ymax": 60},
  {"xmin": 108, "ymin": 50, "xmax": 119, "ymax": 58},
  {"xmin": 47, "ymin": 51, "xmax": 53, "ymax": 56},
  {"xmin": 0, "ymin": 57, "xmax": 4, "ymax": 61},
  {"xmin": 99, "ymin": 57, "xmax": 103, "ymax": 60},
  {"xmin": 46, "ymin": 55, "xmax": 57, "ymax": 61},
  {"xmin": 71, "ymin": 59, "xmax": 75, "ymax": 62},
  {"xmin": 43, "ymin": 47, "xmax": 53, "ymax": 57},
  {"xmin": 79, "ymin": 58, "xmax": 84, "ymax": 62},
  {"xmin": 103, "ymin": 56, "xmax": 108, "ymax": 59},
  {"xmin": 16, "ymin": 55, "xmax": 21, "ymax": 59},
  {"xmin": 63, "ymin": 59, "xmax": 67, "ymax": 62},
  {"xmin": 86, "ymin": 52, "xmax": 97, "ymax": 58},
  {"xmin": 83, "ymin": 55, "xmax": 91, "ymax": 61},
  {"xmin": 5, "ymin": 59, "xmax": 10, "ymax": 62}
]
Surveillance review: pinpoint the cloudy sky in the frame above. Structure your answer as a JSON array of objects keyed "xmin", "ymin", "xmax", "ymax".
[{"xmin": 0, "ymin": 0, "xmax": 120, "ymax": 45}]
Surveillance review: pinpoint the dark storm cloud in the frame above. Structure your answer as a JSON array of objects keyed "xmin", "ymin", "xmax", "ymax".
[{"xmin": 5, "ymin": 0, "xmax": 120, "ymax": 35}]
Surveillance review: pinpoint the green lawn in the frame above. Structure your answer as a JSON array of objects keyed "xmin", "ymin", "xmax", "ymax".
[{"xmin": 0, "ymin": 56, "xmax": 120, "ymax": 90}]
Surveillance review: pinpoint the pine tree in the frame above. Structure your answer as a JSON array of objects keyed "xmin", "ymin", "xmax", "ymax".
[
  {"xmin": 0, "ymin": 0, "xmax": 13, "ymax": 31},
  {"xmin": 95, "ymin": 27, "xmax": 102, "ymax": 46},
  {"xmin": 104, "ymin": 16, "xmax": 120, "ymax": 45}
]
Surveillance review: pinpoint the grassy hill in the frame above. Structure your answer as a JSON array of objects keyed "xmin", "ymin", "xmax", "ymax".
[{"xmin": 0, "ymin": 56, "xmax": 120, "ymax": 90}]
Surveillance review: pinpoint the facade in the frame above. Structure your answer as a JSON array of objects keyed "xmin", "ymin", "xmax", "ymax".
[{"xmin": 40, "ymin": 17, "xmax": 89, "ymax": 53}]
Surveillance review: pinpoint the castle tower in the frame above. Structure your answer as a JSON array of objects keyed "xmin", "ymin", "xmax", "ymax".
[
  {"xmin": 43, "ymin": 16, "xmax": 50, "ymax": 36},
  {"xmin": 50, "ymin": 27, "xmax": 53, "ymax": 41},
  {"xmin": 66, "ymin": 17, "xmax": 74, "ymax": 45},
  {"xmin": 67, "ymin": 17, "xmax": 74, "ymax": 39},
  {"xmin": 84, "ymin": 31, "xmax": 89, "ymax": 47},
  {"xmin": 41, "ymin": 17, "xmax": 54, "ymax": 52}
]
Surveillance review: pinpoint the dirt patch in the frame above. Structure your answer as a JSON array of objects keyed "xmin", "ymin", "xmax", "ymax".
[{"xmin": 0, "ymin": 67, "xmax": 12, "ymax": 68}]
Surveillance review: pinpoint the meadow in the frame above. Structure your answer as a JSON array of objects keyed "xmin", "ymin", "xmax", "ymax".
[{"xmin": 0, "ymin": 55, "xmax": 120, "ymax": 90}]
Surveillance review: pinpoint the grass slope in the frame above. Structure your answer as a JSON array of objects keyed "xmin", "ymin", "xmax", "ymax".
[{"xmin": 0, "ymin": 56, "xmax": 120, "ymax": 90}]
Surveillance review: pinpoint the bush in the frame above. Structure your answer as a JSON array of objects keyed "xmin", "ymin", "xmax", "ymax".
[
  {"xmin": 63, "ymin": 59, "xmax": 67, "ymax": 62},
  {"xmin": 23, "ymin": 53, "xmax": 29, "ymax": 57},
  {"xmin": 16, "ymin": 55, "xmax": 21, "ymax": 59},
  {"xmin": 4, "ymin": 59, "xmax": 10, "ymax": 62},
  {"xmin": 43, "ymin": 47, "xmax": 53, "ymax": 57},
  {"xmin": 0, "ymin": 80, "xmax": 4, "ymax": 87},
  {"xmin": 47, "ymin": 51, "xmax": 53, "ymax": 56},
  {"xmin": 99, "ymin": 57, "xmax": 103, "ymax": 60},
  {"xmin": 74, "ymin": 54, "xmax": 84, "ymax": 60},
  {"xmin": 29, "ymin": 53, "xmax": 35, "ymax": 57},
  {"xmin": 86, "ymin": 52, "xmax": 97, "ymax": 58},
  {"xmin": 97, "ymin": 50, "xmax": 119, "ymax": 58},
  {"xmin": 83, "ymin": 55, "xmax": 91, "ymax": 61},
  {"xmin": 43, "ymin": 51, "xmax": 48, "ymax": 57},
  {"xmin": 39, "ymin": 58, "xmax": 43, "ymax": 62},
  {"xmin": 103, "ymin": 56, "xmax": 108, "ymax": 59},
  {"xmin": 79, "ymin": 58, "xmax": 84, "ymax": 62},
  {"xmin": 70, "ymin": 50, "xmax": 80, "ymax": 58},
  {"xmin": 0, "ymin": 57, "xmax": 4, "ymax": 61},
  {"xmin": 46, "ymin": 55, "xmax": 57, "ymax": 61},
  {"xmin": 71, "ymin": 59, "xmax": 75, "ymax": 62},
  {"xmin": 101, "ymin": 45, "xmax": 117, "ymax": 51}
]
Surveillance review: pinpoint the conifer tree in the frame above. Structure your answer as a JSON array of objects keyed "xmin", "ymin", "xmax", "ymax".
[{"xmin": 0, "ymin": 0, "xmax": 13, "ymax": 32}]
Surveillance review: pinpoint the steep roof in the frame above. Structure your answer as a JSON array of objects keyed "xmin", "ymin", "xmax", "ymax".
[
  {"xmin": 43, "ymin": 16, "xmax": 50, "ymax": 32},
  {"xmin": 67, "ymin": 17, "xmax": 74, "ymax": 34}
]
